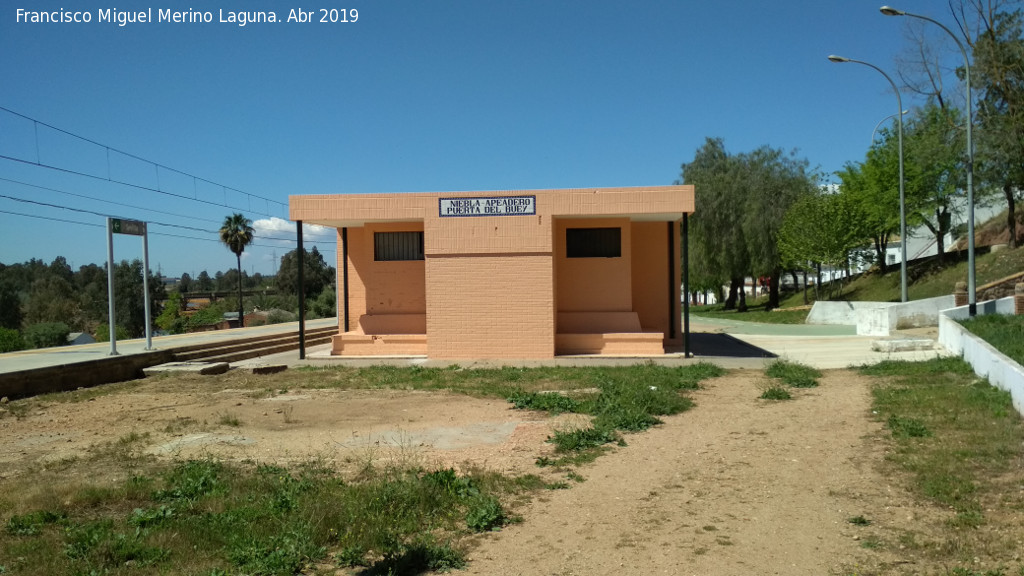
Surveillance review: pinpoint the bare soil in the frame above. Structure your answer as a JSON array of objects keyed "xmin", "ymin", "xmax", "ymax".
[{"xmin": 0, "ymin": 369, "xmax": 984, "ymax": 574}]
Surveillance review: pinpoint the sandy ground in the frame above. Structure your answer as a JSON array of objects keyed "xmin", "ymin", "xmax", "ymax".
[{"xmin": 0, "ymin": 369, "xmax": 955, "ymax": 574}]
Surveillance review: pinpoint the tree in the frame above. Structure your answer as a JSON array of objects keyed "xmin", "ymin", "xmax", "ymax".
[
  {"xmin": 196, "ymin": 270, "xmax": 214, "ymax": 291},
  {"xmin": 0, "ymin": 282, "xmax": 23, "ymax": 330},
  {"xmin": 903, "ymin": 101, "xmax": 966, "ymax": 261},
  {"xmin": 837, "ymin": 127, "xmax": 906, "ymax": 272},
  {"xmin": 111, "ymin": 259, "xmax": 166, "ymax": 337},
  {"xmin": 179, "ymin": 272, "xmax": 193, "ymax": 293},
  {"xmin": 679, "ymin": 138, "xmax": 749, "ymax": 310},
  {"xmin": 679, "ymin": 138, "xmax": 815, "ymax": 311},
  {"xmin": 736, "ymin": 146, "xmax": 817, "ymax": 308},
  {"xmin": 963, "ymin": 3, "xmax": 1024, "ymax": 247},
  {"xmin": 778, "ymin": 188, "xmax": 863, "ymax": 290},
  {"xmin": 219, "ymin": 213, "xmax": 255, "ymax": 326},
  {"xmin": 275, "ymin": 246, "xmax": 335, "ymax": 300}
]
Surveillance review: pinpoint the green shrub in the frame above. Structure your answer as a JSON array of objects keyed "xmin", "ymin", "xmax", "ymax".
[
  {"xmin": 267, "ymin": 309, "xmax": 297, "ymax": 324},
  {"xmin": 93, "ymin": 323, "xmax": 131, "ymax": 342},
  {"xmin": 23, "ymin": 322, "xmax": 69, "ymax": 349},
  {"xmin": 0, "ymin": 327, "xmax": 26, "ymax": 353}
]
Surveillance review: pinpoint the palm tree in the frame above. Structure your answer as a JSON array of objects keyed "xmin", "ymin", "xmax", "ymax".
[{"xmin": 219, "ymin": 213, "xmax": 254, "ymax": 328}]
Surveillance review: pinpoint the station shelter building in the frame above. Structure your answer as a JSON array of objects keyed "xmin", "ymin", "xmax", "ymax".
[{"xmin": 288, "ymin": 185, "xmax": 695, "ymax": 360}]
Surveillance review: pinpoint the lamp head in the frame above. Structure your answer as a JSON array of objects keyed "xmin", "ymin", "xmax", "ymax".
[
  {"xmin": 828, "ymin": 55, "xmax": 850, "ymax": 63},
  {"xmin": 880, "ymin": 6, "xmax": 905, "ymax": 16}
]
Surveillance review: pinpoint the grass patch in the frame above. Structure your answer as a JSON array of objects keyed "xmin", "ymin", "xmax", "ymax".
[
  {"xmin": 0, "ymin": 458, "xmax": 530, "ymax": 575},
  {"xmin": 689, "ymin": 300, "xmax": 810, "ymax": 324},
  {"xmin": 504, "ymin": 364, "xmax": 723, "ymax": 454},
  {"xmin": 859, "ymin": 356, "xmax": 1024, "ymax": 565},
  {"xmin": 959, "ymin": 313, "xmax": 1024, "ymax": 366},
  {"xmin": 759, "ymin": 386, "xmax": 791, "ymax": 400},
  {"xmin": 765, "ymin": 359, "xmax": 821, "ymax": 388}
]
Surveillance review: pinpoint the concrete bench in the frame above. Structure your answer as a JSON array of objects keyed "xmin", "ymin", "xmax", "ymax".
[
  {"xmin": 332, "ymin": 313, "xmax": 428, "ymax": 356},
  {"xmin": 555, "ymin": 312, "xmax": 664, "ymax": 355},
  {"xmin": 357, "ymin": 313, "xmax": 426, "ymax": 335}
]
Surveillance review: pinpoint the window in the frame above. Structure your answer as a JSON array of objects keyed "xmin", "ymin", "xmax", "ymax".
[
  {"xmin": 374, "ymin": 231, "xmax": 424, "ymax": 261},
  {"xmin": 566, "ymin": 227, "xmax": 621, "ymax": 258}
]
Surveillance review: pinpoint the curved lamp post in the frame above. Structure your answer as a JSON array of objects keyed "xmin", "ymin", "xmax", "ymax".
[
  {"xmin": 881, "ymin": 5, "xmax": 976, "ymax": 315},
  {"xmin": 829, "ymin": 55, "xmax": 908, "ymax": 303},
  {"xmin": 872, "ymin": 110, "xmax": 908, "ymax": 145}
]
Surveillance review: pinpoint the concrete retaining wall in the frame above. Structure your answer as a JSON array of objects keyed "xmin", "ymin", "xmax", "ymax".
[
  {"xmin": 939, "ymin": 297, "xmax": 1024, "ymax": 416},
  {"xmin": 807, "ymin": 301, "xmax": 894, "ymax": 326},
  {"xmin": 0, "ymin": 349, "xmax": 175, "ymax": 399},
  {"xmin": 808, "ymin": 295, "xmax": 954, "ymax": 336}
]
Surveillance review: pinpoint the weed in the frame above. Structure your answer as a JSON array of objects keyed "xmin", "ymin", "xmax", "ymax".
[
  {"xmin": 370, "ymin": 540, "xmax": 466, "ymax": 574},
  {"xmin": 549, "ymin": 427, "xmax": 619, "ymax": 452},
  {"xmin": 508, "ymin": 391, "xmax": 580, "ymax": 414},
  {"xmin": 760, "ymin": 386, "xmax": 791, "ymax": 400},
  {"xmin": 228, "ymin": 527, "xmax": 323, "ymax": 575},
  {"xmin": 765, "ymin": 359, "xmax": 821, "ymax": 388},
  {"xmin": 155, "ymin": 459, "xmax": 224, "ymax": 502},
  {"xmin": 216, "ymin": 411, "xmax": 241, "ymax": 427},
  {"xmin": 847, "ymin": 515, "xmax": 871, "ymax": 526},
  {"xmin": 5, "ymin": 510, "xmax": 66, "ymax": 536},
  {"xmin": 281, "ymin": 404, "xmax": 295, "ymax": 423},
  {"xmin": 860, "ymin": 536, "xmax": 882, "ymax": 549},
  {"xmin": 129, "ymin": 505, "xmax": 175, "ymax": 528},
  {"xmin": 566, "ymin": 471, "xmax": 585, "ymax": 483},
  {"xmin": 335, "ymin": 544, "xmax": 367, "ymax": 567},
  {"xmin": 887, "ymin": 415, "xmax": 932, "ymax": 438},
  {"xmin": 163, "ymin": 416, "xmax": 199, "ymax": 434},
  {"xmin": 465, "ymin": 496, "xmax": 507, "ymax": 532}
]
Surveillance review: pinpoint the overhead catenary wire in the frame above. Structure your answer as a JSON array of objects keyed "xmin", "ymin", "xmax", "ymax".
[
  {"xmin": 0, "ymin": 208, "xmax": 336, "ymax": 252},
  {"xmin": 0, "ymin": 193, "xmax": 336, "ymax": 246},
  {"xmin": 0, "ymin": 105, "xmax": 288, "ymax": 218}
]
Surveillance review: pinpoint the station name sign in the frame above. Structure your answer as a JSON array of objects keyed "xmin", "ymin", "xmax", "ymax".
[
  {"xmin": 439, "ymin": 195, "xmax": 536, "ymax": 217},
  {"xmin": 110, "ymin": 218, "xmax": 146, "ymax": 236}
]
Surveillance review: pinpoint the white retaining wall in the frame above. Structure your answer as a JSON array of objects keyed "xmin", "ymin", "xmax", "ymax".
[
  {"xmin": 807, "ymin": 301, "xmax": 894, "ymax": 326},
  {"xmin": 808, "ymin": 295, "xmax": 954, "ymax": 336},
  {"xmin": 939, "ymin": 297, "xmax": 1024, "ymax": 416}
]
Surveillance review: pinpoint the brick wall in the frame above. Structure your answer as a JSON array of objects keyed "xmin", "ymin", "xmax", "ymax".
[{"xmin": 426, "ymin": 255, "xmax": 554, "ymax": 358}]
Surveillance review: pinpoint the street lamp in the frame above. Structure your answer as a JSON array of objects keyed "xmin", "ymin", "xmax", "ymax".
[
  {"xmin": 872, "ymin": 110, "xmax": 908, "ymax": 145},
  {"xmin": 829, "ymin": 55, "xmax": 908, "ymax": 303},
  {"xmin": 881, "ymin": 5, "xmax": 976, "ymax": 315}
]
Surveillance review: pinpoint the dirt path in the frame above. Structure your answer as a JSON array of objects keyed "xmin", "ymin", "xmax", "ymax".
[{"xmin": 464, "ymin": 370, "xmax": 893, "ymax": 576}]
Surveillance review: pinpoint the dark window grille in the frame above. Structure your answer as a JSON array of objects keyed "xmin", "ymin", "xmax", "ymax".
[
  {"xmin": 374, "ymin": 231, "xmax": 424, "ymax": 261},
  {"xmin": 566, "ymin": 227, "xmax": 621, "ymax": 258}
]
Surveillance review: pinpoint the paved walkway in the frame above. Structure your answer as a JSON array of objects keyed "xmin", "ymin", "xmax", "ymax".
[
  {"xmin": 0, "ymin": 315, "xmax": 949, "ymax": 383},
  {"xmin": 0, "ymin": 318, "xmax": 338, "ymax": 374}
]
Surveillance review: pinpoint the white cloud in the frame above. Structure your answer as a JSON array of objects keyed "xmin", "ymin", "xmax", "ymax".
[{"xmin": 252, "ymin": 217, "xmax": 334, "ymax": 244}]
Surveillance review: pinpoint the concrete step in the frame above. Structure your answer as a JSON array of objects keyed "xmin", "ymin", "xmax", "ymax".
[
  {"xmin": 871, "ymin": 337, "xmax": 938, "ymax": 353},
  {"xmin": 170, "ymin": 327, "xmax": 336, "ymax": 364},
  {"xmin": 198, "ymin": 336, "xmax": 333, "ymax": 364}
]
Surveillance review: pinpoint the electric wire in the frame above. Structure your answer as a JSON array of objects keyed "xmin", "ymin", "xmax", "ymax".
[
  {"xmin": 0, "ymin": 193, "xmax": 335, "ymax": 245},
  {"xmin": 0, "ymin": 208, "xmax": 335, "ymax": 252},
  {"xmin": 0, "ymin": 105, "xmax": 286, "ymax": 218}
]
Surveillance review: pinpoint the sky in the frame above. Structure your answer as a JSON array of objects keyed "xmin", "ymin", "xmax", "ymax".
[{"xmin": 0, "ymin": 0, "xmax": 974, "ymax": 278}]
